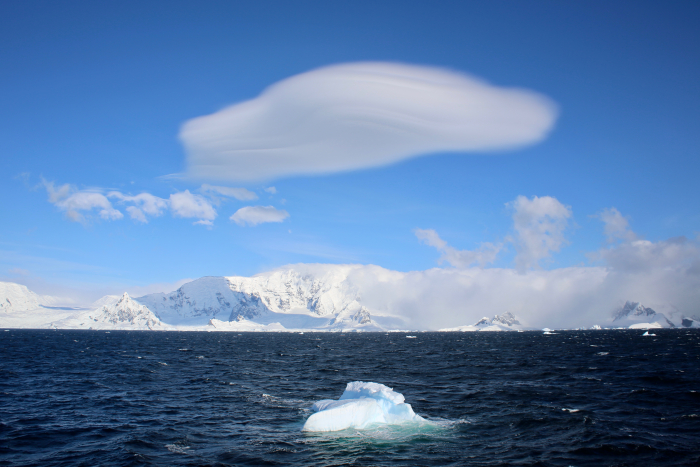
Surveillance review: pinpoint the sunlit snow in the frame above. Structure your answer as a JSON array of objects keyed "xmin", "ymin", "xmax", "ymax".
[{"xmin": 302, "ymin": 382, "xmax": 426, "ymax": 432}]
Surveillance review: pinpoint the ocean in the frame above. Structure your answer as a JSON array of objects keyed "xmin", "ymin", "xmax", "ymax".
[{"xmin": 1, "ymin": 329, "xmax": 699, "ymax": 466}]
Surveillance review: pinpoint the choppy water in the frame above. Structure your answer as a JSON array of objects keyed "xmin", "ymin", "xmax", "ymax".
[{"xmin": 1, "ymin": 329, "xmax": 699, "ymax": 466}]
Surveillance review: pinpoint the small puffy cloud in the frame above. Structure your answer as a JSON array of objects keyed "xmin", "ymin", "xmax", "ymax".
[
  {"xmin": 180, "ymin": 62, "xmax": 557, "ymax": 181},
  {"xmin": 264, "ymin": 186, "xmax": 277, "ymax": 194},
  {"xmin": 109, "ymin": 192, "xmax": 169, "ymax": 223},
  {"xmin": 170, "ymin": 190, "xmax": 217, "ymax": 222},
  {"xmin": 415, "ymin": 228, "xmax": 501, "ymax": 268},
  {"xmin": 200, "ymin": 184, "xmax": 258, "ymax": 201},
  {"xmin": 414, "ymin": 228, "xmax": 447, "ymax": 250},
  {"xmin": 40, "ymin": 180, "xmax": 227, "ymax": 227},
  {"xmin": 42, "ymin": 179, "xmax": 122, "ymax": 223},
  {"xmin": 42, "ymin": 179, "xmax": 72, "ymax": 204},
  {"xmin": 230, "ymin": 205, "xmax": 289, "ymax": 226},
  {"xmin": 595, "ymin": 207, "xmax": 636, "ymax": 243},
  {"xmin": 63, "ymin": 192, "xmax": 123, "ymax": 221},
  {"xmin": 509, "ymin": 195, "xmax": 572, "ymax": 271}
]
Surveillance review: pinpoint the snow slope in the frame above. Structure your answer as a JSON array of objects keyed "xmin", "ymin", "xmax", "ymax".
[
  {"xmin": 136, "ymin": 266, "xmax": 386, "ymax": 331},
  {"xmin": 0, "ymin": 282, "xmax": 41, "ymax": 312},
  {"xmin": 51, "ymin": 293, "xmax": 165, "ymax": 330},
  {"xmin": 0, "ymin": 281, "xmax": 79, "ymax": 328},
  {"xmin": 611, "ymin": 301, "xmax": 675, "ymax": 329}
]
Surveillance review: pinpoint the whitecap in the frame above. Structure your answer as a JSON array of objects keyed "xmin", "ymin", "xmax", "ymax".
[{"xmin": 165, "ymin": 443, "xmax": 191, "ymax": 454}]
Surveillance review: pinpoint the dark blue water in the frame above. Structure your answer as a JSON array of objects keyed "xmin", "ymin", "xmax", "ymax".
[{"xmin": 1, "ymin": 329, "xmax": 699, "ymax": 466}]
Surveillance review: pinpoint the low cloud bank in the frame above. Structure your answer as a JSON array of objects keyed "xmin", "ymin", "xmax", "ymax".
[
  {"xmin": 282, "ymin": 251, "xmax": 699, "ymax": 330},
  {"xmin": 404, "ymin": 197, "xmax": 700, "ymax": 329},
  {"xmin": 180, "ymin": 62, "xmax": 557, "ymax": 181}
]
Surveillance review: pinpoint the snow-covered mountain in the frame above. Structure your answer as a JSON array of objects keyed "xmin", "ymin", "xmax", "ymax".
[
  {"xmin": 439, "ymin": 311, "xmax": 524, "ymax": 332},
  {"xmin": 51, "ymin": 293, "xmax": 164, "ymax": 330},
  {"xmin": 5, "ymin": 274, "xmax": 700, "ymax": 332},
  {"xmin": 0, "ymin": 281, "xmax": 79, "ymax": 328},
  {"xmin": 136, "ymin": 266, "xmax": 385, "ymax": 331},
  {"xmin": 611, "ymin": 301, "xmax": 700, "ymax": 329},
  {"xmin": 0, "ymin": 282, "xmax": 42, "ymax": 312},
  {"xmin": 611, "ymin": 301, "xmax": 675, "ymax": 329}
]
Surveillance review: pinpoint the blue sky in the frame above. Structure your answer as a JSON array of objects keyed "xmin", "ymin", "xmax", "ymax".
[{"xmin": 1, "ymin": 1, "xmax": 699, "ymax": 301}]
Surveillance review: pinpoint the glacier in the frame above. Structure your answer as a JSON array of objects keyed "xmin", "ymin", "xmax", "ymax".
[{"xmin": 302, "ymin": 382, "xmax": 425, "ymax": 432}]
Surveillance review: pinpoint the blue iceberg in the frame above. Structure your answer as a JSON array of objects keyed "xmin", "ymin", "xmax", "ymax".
[{"xmin": 302, "ymin": 381, "xmax": 425, "ymax": 432}]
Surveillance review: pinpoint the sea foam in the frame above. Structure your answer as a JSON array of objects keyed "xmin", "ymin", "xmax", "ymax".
[{"xmin": 302, "ymin": 381, "xmax": 425, "ymax": 432}]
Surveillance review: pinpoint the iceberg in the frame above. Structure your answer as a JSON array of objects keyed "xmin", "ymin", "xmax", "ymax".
[{"xmin": 302, "ymin": 382, "xmax": 425, "ymax": 432}]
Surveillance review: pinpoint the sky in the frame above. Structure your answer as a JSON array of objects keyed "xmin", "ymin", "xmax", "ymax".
[{"xmin": 1, "ymin": 0, "xmax": 699, "ymax": 315}]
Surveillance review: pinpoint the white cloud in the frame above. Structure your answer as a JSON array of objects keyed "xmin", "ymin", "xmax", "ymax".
[
  {"xmin": 589, "ymin": 207, "xmax": 700, "ymax": 274},
  {"xmin": 109, "ymin": 192, "xmax": 169, "ymax": 223},
  {"xmin": 417, "ymin": 194, "xmax": 569, "ymax": 271},
  {"xmin": 43, "ymin": 179, "xmax": 72, "ymax": 203},
  {"xmin": 592, "ymin": 234, "xmax": 699, "ymax": 273},
  {"xmin": 230, "ymin": 205, "xmax": 289, "ymax": 226},
  {"xmin": 341, "ymin": 264, "xmax": 611, "ymax": 330},
  {"xmin": 42, "ymin": 179, "xmax": 122, "ymax": 223},
  {"xmin": 200, "ymin": 184, "xmax": 258, "ymax": 201},
  {"xmin": 595, "ymin": 207, "xmax": 636, "ymax": 243},
  {"xmin": 169, "ymin": 190, "xmax": 217, "ymax": 222},
  {"xmin": 40, "ymin": 179, "xmax": 229, "ymax": 227},
  {"xmin": 180, "ymin": 62, "xmax": 558, "ymax": 181},
  {"xmin": 285, "ymin": 231, "xmax": 700, "ymax": 329},
  {"xmin": 415, "ymin": 228, "xmax": 502, "ymax": 268},
  {"xmin": 401, "ymin": 206, "xmax": 700, "ymax": 329},
  {"xmin": 125, "ymin": 206, "xmax": 147, "ymax": 223},
  {"xmin": 607, "ymin": 237, "xmax": 699, "ymax": 272},
  {"xmin": 264, "ymin": 186, "xmax": 277, "ymax": 194},
  {"xmin": 509, "ymin": 195, "xmax": 572, "ymax": 271}
]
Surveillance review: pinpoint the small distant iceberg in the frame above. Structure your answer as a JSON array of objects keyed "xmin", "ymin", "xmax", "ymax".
[{"xmin": 302, "ymin": 382, "xmax": 425, "ymax": 432}]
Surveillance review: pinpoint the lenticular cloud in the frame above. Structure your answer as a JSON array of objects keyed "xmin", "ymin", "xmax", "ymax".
[{"xmin": 180, "ymin": 62, "xmax": 558, "ymax": 182}]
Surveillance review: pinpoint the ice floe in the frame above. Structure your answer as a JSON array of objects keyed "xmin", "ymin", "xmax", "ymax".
[{"xmin": 302, "ymin": 382, "xmax": 425, "ymax": 432}]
